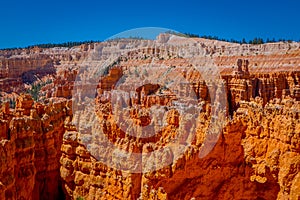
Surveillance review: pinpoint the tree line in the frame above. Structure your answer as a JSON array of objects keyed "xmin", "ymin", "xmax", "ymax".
[
  {"xmin": 166, "ymin": 31, "xmax": 298, "ymax": 45},
  {"xmin": 0, "ymin": 40, "xmax": 100, "ymax": 51},
  {"xmin": 1, "ymin": 32, "xmax": 299, "ymax": 51}
]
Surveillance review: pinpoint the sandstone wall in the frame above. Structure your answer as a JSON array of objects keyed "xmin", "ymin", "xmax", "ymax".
[
  {"xmin": 60, "ymin": 97, "xmax": 300, "ymax": 200},
  {"xmin": 0, "ymin": 94, "xmax": 72, "ymax": 200}
]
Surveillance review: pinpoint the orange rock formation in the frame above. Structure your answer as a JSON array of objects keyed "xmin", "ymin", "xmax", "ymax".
[{"xmin": 0, "ymin": 35, "xmax": 299, "ymax": 200}]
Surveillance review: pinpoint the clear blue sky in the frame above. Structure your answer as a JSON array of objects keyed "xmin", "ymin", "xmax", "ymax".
[{"xmin": 0, "ymin": 0, "xmax": 299, "ymax": 49}]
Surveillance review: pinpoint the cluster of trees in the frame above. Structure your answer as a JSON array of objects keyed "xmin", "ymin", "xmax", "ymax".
[
  {"xmin": 30, "ymin": 40, "xmax": 100, "ymax": 48},
  {"xmin": 26, "ymin": 79, "xmax": 52, "ymax": 101},
  {"xmin": 26, "ymin": 83, "xmax": 43, "ymax": 101},
  {"xmin": 166, "ymin": 31, "xmax": 297, "ymax": 45},
  {"xmin": 1, "ymin": 40, "xmax": 100, "ymax": 51},
  {"xmin": 1, "ymin": 37, "xmax": 150, "ymax": 50},
  {"xmin": 0, "ymin": 98, "xmax": 16, "ymax": 109},
  {"xmin": 9, "ymin": 99, "xmax": 15, "ymax": 108},
  {"xmin": 192, "ymin": 33, "xmax": 295, "ymax": 44},
  {"xmin": 0, "ymin": 81, "xmax": 51, "ymax": 109}
]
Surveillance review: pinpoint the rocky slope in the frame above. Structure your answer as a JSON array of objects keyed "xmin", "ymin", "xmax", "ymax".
[{"xmin": 0, "ymin": 34, "xmax": 299, "ymax": 199}]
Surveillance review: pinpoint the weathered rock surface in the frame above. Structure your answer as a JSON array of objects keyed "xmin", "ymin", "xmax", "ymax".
[
  {"xmin": 0, "ymin": 34, "xmax": 299, "ymax": 200},
  {"xmin": 0, "ymin": 94, "xmax": 72, "ymax": 200},
  {"xmin": 61, "ymin": 74, "xmax": 300, "ymax": 200}
]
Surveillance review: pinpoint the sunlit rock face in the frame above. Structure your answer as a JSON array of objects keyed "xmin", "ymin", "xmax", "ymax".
[
  {"xmin": 0, "ymin": 34, "xmax": 300, "ymax": 199},
  {"xmin": 0, "ymin": 94, "xmax": 72, "ymax": 200}
]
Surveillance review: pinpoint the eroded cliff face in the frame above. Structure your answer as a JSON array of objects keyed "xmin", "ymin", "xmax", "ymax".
[
  {"xmin": 0, "ymin": 35, "xmax": 300, "ymax": 200},
  {"xmin": 239, "ymin": 98, "xmax": 300, "ymax": 200},
  {"xmin": 0, "ymin": 56, "xmax": 55, "ymax": 93},
  {"xmin": 0, "ymin": 94, "xmax": 72, "ymax": 200},
  {"xmin": 139, "ymin": 97, "xmax": 300, "ymax": 200},
  {"xmin": 60, "ymin": 71, "xmax": 300, "ymax": 200}
]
